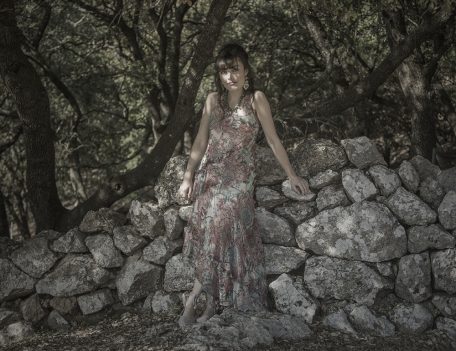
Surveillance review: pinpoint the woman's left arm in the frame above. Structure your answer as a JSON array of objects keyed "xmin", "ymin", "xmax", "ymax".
[{"xmin": 253, "ymin": 90, "xmax": 310, "ymax": 195}]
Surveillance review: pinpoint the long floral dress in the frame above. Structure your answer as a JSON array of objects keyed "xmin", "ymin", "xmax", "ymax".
[{"xmin": 182, "ymin": 90, "xmax": 268, "ymax": 313}]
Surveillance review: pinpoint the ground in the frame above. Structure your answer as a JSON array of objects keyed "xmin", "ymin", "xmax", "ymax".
[{"xmin": 3, "ymin": 305, "xmax": 455, "ymax": 351}]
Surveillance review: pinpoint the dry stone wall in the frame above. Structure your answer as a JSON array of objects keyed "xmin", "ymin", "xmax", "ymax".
[{"xmin": 1, "ymin": 136, "xmax": 456, "ymax": 349}]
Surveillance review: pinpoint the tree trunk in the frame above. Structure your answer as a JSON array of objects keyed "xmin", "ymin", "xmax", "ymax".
[
  {"xmin": 0, "ymin": 0, "xmax": 65, "ymax": 232},
  {"xmin": 0, "ymin": 190, "xmax": 9, "ymax": 238},
  {"xmin": 382, "ymin": 9, "xmax": 437, "ymax": 159},
  {"xmin": 56, "ymin": 0, "xmax": 233, "ymax": 231}
]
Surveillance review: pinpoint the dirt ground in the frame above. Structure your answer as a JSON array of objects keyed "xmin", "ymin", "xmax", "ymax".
[{"xmin": 3, "ymin": 306, "xmax": 455, "ymax": 351}]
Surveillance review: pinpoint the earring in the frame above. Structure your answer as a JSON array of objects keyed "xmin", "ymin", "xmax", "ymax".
[{"xmin": 243, "ymin": 77, "xmax": 249, "ymax": 90}]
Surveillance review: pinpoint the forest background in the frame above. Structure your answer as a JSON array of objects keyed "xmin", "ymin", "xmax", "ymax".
[{"xmin": 0, "ymin": 0, "xmax": 455, "ymax": 240}]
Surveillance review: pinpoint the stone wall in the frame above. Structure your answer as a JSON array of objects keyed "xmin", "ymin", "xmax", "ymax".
[{"xmin": 1, "ymin": 136, "xmax": 456, "ymax": 347}]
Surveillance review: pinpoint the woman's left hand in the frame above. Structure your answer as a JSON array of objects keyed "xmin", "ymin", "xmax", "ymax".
[{"xmin": 288, "ymin": 174, "xmax": 311, "ymax": 195}]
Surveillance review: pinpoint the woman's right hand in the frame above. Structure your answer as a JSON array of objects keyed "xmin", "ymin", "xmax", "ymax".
[{"xmin": 177, "ymin": 178, "xmax": 194, "ymax": 201}]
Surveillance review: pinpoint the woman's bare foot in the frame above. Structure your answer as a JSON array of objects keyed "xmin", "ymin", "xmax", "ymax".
[
  {"xmin": 196, "ymin": 297, "xmax": 216, "ymax": 323},
  {"xmin": 178, "ymin": 292, "xmax": 197, "ymax": 328}
]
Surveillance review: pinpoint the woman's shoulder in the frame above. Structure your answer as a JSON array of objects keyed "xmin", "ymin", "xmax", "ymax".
[
  {"xmin": 251, "ymin": 90, "xmax": 266, "ymax": 110},
  {"xmin": 252, "ymin": 89, "xmax": 266, "ymax": 99}
]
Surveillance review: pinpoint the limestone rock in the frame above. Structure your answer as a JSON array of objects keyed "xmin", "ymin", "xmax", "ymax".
[
  {"xmin": 154, "ymin": 155, "xmax": 188, "ymax": 208},
  {"xmin": 35, "ymin": 254, "xmax": 113, "ymax": 297},
  {"xmin": 163, "ymin": 253, "xmax": 195, "ymax": 292},
  {"xmin": 407, "ymin": 224, "xmax": 455, "ymax": 253},
  {"xmin": 115, "ymin": 252, "xmax": 163, "ymax": 305},
  {"xmin": 303, "ymin": 256, "xmax": 391, "ymax": 305},
  {"xmin": 348, "ymin": 305, "xmax": 395, "ymax": 336},
  {"xmin": 341, "ymin": 168, "xmax": 378, "ymax": 202},
  {"xmin": 435, "ymin": 316, "xmax": 456, "ymax": 340},
  {"xmin": 129, "ymin": 200, "xmax": 165, "ymax": 240},
  {"xmin": 398, "ymin": 161, "xmax": 419, "ymax": 193},
  {"xmin": 255, "ymin": 186, "xmax": 288, "ymax": 208},
  {"xmin": 438, "ymin": 191, "xmax": 456, "ymax": 230},
  {"xmin": 112, "ymin": 225, "xmax": 148, "ymax": 256},
  {"xmin": 296, "ymin": 201, "xmax": 407, "ymax": 262},
  {"xmin": 341, "ymin": 136, "xmax": 386, "ymax": 169},
  {"xmin": 431, "ymin": 248, "xmax": 456, "ymax": 294},
  {"xmin": 85, "ymin": 233, "xmax": 124, "ymax": 268},
  {"xmin": 269, "ymin": 273, "xmax": 318, "ymax": 324},
  {"xmin": 19, "ymin": 293, "xmax": 46, "ymax": 324},
  {"xmin": 273, "ymin": 201, "xmax": 316, "ymax": 226},
  {"xmin": 389, "ymin": 303, "xmax": 434, "ymax": 333},
  {"xmin": 255, "ymin": 207, "xmax": 295, "ymax": 246},
  {"xmin": 178, "ymin": 205, "xmax": 193, "ymax": 222},
  {"xmin": 308, "ymin": 169, "xmax": 340, "ymax": 190},
  {"xmin": 0, "ymin": 309, "xmax": 20, "ymax": 329},
  {"xmin": 386, "ymin": 187, "xmax": 436, "ymax": 225},
  {"xmin": 0, "ymin": 258, "xmax": 35, "ymax": 302},
  {"xmin": 164, "ymin": 207, "xmax": 185, "ymax": 240},
  {"xmin": 367, "ymin": 164, "xmax": 401, "ymax": 197},
  {"xmin": 316, "ymin": 184, "xmax": 350, "ymax": 211},
  {"xmin": 79, "ymin": 207, "xmax": 126, "ymax": 234},
  {"xmin": 395, "ymin": 252, "xmax": 432, "ymax": 303},
  {"xmin": 287, "ymin": 139, "xmax": 348, "ymax": 178},
  {"xmin": 419, "ymin": 176, "xmax": 445, "ymax": 210},
  {"xmin": 432, "ymin": 293, "xmax": 456, "ymax": 317},
  {"xmin": 77, "ymin": 288, "xmax": 114, "ymax": 315},
  {"xmin": 263, "ymin": 245, "xmax": 308, "ymax": 274},
  {"xmin": 143, "ymin": 290, "xmax": 181, "ymax": 315},
  {"xmin": 410, "ymin": 155, "xmax": 441, "ymax": 181},
  {"xmin": 322, "ymin": 309, "xmax": 357, "ymax": 335},
  {"xmin": 142, "ymin": 236, "xmax": 181, "ymax": 265},
  {"xmin": 437, "ymin": 166, "xmax": 456, "ymax": 193},
  {"xmin": 50, "ymin": 228, "xmax": 88, "ymax": 253},
  {"xmin": 47, "ymin": 310, "xmax": 70, "ymax": 330},
  {"xmin": 9, "ymin": 236, "xmax": 59, "ymax": 278}
]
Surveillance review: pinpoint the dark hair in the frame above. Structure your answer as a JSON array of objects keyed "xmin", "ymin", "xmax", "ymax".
[{"xmin": 214, "ymin": 42, "xmax": 256, "ymax": 108}]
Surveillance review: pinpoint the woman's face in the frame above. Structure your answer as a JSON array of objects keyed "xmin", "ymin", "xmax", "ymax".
[{"xmin": 218, "ymin": 57, "xmax": 248, "ymax": 92}]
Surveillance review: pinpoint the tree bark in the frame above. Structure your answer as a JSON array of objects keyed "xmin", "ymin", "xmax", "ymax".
[
  {"xmin": 57, "ymin": 0, "xmax": 233, "ymax": 231},
  {"xmin": 0, "ymin": 190, "xmax": 9, "ymax": 238},
  {"xmin": 382, "ymin": 9, "xmax": 436, "ymax": 159},
  {"xmin": 0, "ymin": 0, "xmax": 65, "ymax": 232}
]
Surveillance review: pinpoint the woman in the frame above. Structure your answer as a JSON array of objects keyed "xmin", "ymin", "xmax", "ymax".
[{"xmin": 177, "ymin": 43, "xmax": 310, "ymax": 327}]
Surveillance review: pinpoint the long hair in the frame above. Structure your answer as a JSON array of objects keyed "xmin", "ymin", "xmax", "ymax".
[{"xmin": 214, "ymin": 43, "xmax": 256, "ymax": 110}]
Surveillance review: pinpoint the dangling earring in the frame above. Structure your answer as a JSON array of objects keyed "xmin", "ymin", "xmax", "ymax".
[{"xmin": 243, "ymin": 77, "xmax": 249, "ymax": 90}]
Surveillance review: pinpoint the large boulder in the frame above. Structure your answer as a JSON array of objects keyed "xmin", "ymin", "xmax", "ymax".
[
  {"xmin": 303, "ymin": 256, "xmax": 391, "ymax": 305},
  {"xmin": 286, "ymin": 139, "xmax": 348, "ymax": 177},
  {"xmin": 35, "ymin": 254, "xmax": 113, "ymax": 297},
  {"xmin": 0, "ymin": 258, "xmax": 35, "ymax": 302},
  {"xmin": 296, "ymin": 201, "xmax": 407, "ymax": 262},
  {"xmin": 9, "ymin": 236, "xmax": 59, "ymax": 278}
]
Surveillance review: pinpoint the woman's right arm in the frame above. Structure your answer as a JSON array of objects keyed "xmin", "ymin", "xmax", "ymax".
[{"xmin": 182, "ymin": 92, "xmax": 215, "ymax": 183}]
